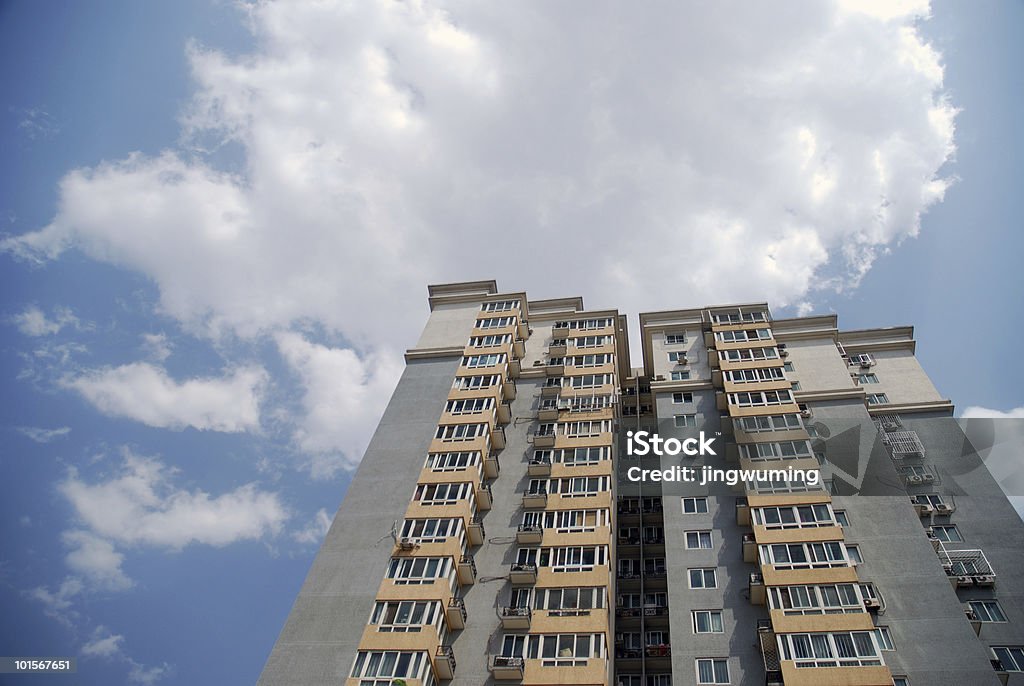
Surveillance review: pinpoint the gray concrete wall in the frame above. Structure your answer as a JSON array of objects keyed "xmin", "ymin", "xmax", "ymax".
[
  {"xmin": 257, "ymin": 356, "xmax": 460, "ymax": 686},
  {"xmin": 415, "ymin": 301, "xmax": 481, "ymax": 350}
]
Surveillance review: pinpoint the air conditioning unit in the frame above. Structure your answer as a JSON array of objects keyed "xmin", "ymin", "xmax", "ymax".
[
  {"xmin": 398, "ymin": 538, "xmax": 417, "ymax": 550},
  {"xmin": 677, "ymin": 358, "xmax": 688, "ymax": 365},
  {"xmin": 780, "ymin": 349, "xmax": 789, "ymax": 357},
  {"xmin": 974, "ymin": 575, "xmax": 996, "ymax": 587},
  {"xmin": 924, "ymin": 526, "xmax": 936, "ymax": 538},
  {"xmin": 655, "ymin": 375, "xmax": 665, "ymax": 381},
  {"xmin": 914, "ymin": 503, "xmax": 934, "ymax": 516},
  {"xmin": 800, "ymin": 410, "xmax": 812, "ymax": 418},
  {"xmin": 860, "ymin": 360, "xmax": 872, "ymax": 369},
  {"xmin": 956, "ymin": 576, "xmax": 973, "ymax": 587},
  {"xmin": 864, "ymin": 598, "xmax": 881, "ymax": 612},
  {"xmin": 906, "ymin": 475, "xmax": 924, "ymax": 485},
  {"xmin": 921, "ymin": 473, "xmax": 936, "ymax": 483},
  {"xmin": 935, "ymin": 503, "xmax": 954, "ymax": 515}
]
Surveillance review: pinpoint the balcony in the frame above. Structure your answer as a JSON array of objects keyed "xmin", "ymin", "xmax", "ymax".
[
  {"xmin": 446, "ymin": 596, "xmax": 467, "ymax": 630},
  {"xmin": 742, "ymin": 532, "xmax": 757, "ymax": 563},
  {"xmin": 749, "ymin": 572, "xmax": 766, "ymax": 605},
  {"xmin": 512, "ymin": 337, "xmax": 526, "ymax": 359},
  {"xmin": 516, "ymin": 524, "xmax": 543, "ymax": 545},
  {"xmin": 483, "ymin": 450, "xmax": 499, "ymax": 478},
  {"xmin": 509, "ymin": 562, "xmax": 538, "ymax": 585},
  {"xmin": 490, "ymin": 656, "xmax": 524, "ymax": 680},
  {"xmin": 477, "ymin": 481, "xmax": 493, "ymax": 509},
  {"xmin": 522, "ymin": 487, "xmax": 548, "ymax": 509},
  {"xmin": 527, "ymin": 455, "xmax": 552, "ymax": 477},
  {"xmin": 537, "ymin": 399, "xmax": 560, "ymax": 422},
  {"xmin": 541, "ymin": 380, "xmax": 562, "ymax": 398},
  {"xmin": 500, "ymin": 605, "xmax": 532, "ymax": 630},
  {"xmin": 457, "ymin": 554, "xmax": 477, "ymax": 585},
  {"xmin": 615, "ymin": 647, "xmax": 642, "ymax": 660},
  {"xmin": 645, "ymin": 643, "xmax": 671, "ymax": 659},
  {"xmin": 496, "ymin": 401, "xmax": 512, "ymax": 425},
  {"xmin": 546, "ymin": 358, "xmax": 565, "ymax": 376},
  {"xmin": 468, "ymin": 515, "xmax": 486, "ymax": 546},
  {"xmin": 434, "ymin": 645, "xmax": 457, "ymax": 680},
  {"xmin": 502, "ymin": 376, "xmax": 517, "ymax": 401},
  {"xmin": 757, "ymin": 619, "xmax": 784, "ymax": 686},
  {"xmin": 939, "ymin": 546, "xmax": 996, "ymax": 588},
  {"xmin": 508, "ymin": 357, "xmax": 522, "ymax": 378},
  {"xmin": 533, "ymin": 427, "xmax": 556, "ymax": 448},
  {"xmin": 490, "ymin": 426, "xmax": 507, "ymax": 451},
  {"xmin": 736, "ymin": 496, "xmax": 750, "ymax": 526}
]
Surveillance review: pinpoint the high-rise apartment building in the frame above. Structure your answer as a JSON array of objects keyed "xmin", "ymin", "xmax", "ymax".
[{"xmin": 258, "ymin": 280, "xmax": 1023, "ymax": 686}]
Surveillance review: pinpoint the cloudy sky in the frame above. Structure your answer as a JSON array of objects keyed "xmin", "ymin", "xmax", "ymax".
[{"xmin": 1, "ymin": 0, "xmax": 1021, "ymax": 683}]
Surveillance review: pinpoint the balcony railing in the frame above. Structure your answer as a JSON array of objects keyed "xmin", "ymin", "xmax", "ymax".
[{"xmin": 490, "ymin": 655, "xmax": 525, "ymax": 680}]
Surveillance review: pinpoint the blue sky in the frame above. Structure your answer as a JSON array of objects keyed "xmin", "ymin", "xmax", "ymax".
[{"xmin": 0, "ymin": 1, "xmax": 1021, "ymax": 684}]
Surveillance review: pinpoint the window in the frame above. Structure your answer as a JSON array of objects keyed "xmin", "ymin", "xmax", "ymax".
[
  {"xmin": 753, "ymin": 504, "xmax": 835, "ymax": 529},
  {"xmin": 452, "ymin": 374, "xmax": 500, "ymax": 390},
  {"xmin": 760, "ymin": 541, "xmax": 849, "ymax": 569},
  {"xmin": 867, "ymin": 393, "xmax": 889, "ymax": 405},
  {"xmin": 693, "ymin": 610, "xmax": 724, "ymax": 633},
  {"xmin": 768, "ymin": 583, "xmax": 863, "ymax": 615},
  {"xmin": 834, "ymin": 510, "xmax": 849, "ymax": 527},
  {"xmin": 846, "ymin": 545, "xmax": 863, "ymax": 564},
  {"xmin": 666, "ymin": 333, "xmax": 687, "ymax": 344},
  {"xmin": 435, "ymin": 423, "xmax": 487, "ymax": 442},
  {"xmin": 386, "ymin": 557, "xmax": 452, "ymax": 585},
  {"xmin": 413, "ymin": 482, "xmax": 472, "ymax": 505},
  {"xmin": 857, "ymin": 373, "xmax": 879, "ymax": 384},
  {"xmin": 445, "ymin": 397, "xmax": 493, "ymax": 415},
  {"xmin": 501, "ymin": 632, "xmax": 605, "ymax": 666},
  {"xmin": 400, "ymin": 518, "xmax": 461, "ymax": 543},
  {"xmin": 724, "ymin": 367, "xmax": 785, "ymax": 384},
  {"xmin": 893, "ymin": 677, "xmax": 910, "ymax": 686},
  {"xmin": 463, "ymin": 353, "xmax": 505, "ymax": 368},
  {"xmin": 696, "ymin": 658, "xmax": 730, "ymax": 684},
  {"xmin": 783, "ymin": 361, "xmax": 795, "ymax": 372},
  {"xmin": 931, "ymin": 525, "xmax": 962, "ymax": 542},
  {"xmin": 728, "ymin": 389, "xmax": 794, "ymax": 407},
  {"xmin": 674, "ymin": 414, "xmax": 697, "ymax": 428},
  {"xmin": 689, "ymin": 568, "xmax": 718, "ymax": 589},
  {"xmin": 777, "ymin": 631, "xmax": 882, "ymax": 668},
  {"xmin": 369, "ymin": 601, "xmax": 440, "ymax": 632},
  {"xmin": 994, "ymin": 647, "xmax": 1024, "ymax": 671},
  {"xmin": 533, "ymin": 587, "xmax": 605, "ymax": 612},
  {"xmin": 570, "ymin": 374, "xmax": 613, "ymax": 388},
  {"xmin": 875, "ymin": 627, "xmax": 895, "ymax": 650},
  {"xmin": 673, "ymin": 392, "xmax": 694, "ymax": 404},
  {"xmin": 668, "ymin": 351, "xmax": 687, "ymax": 363},
  {"xmin": 686, "ymin": 531, "xmax": 713, "ymax": 549},
  {"xmin": 573, "ymin": 335, "xmax": 613, "ymax": 348},
  {"xmin": 971, "ymin": 600, "xmax": 1007, "ymax": 622},
  {"xmin": 683, "ymin": 497, "xmax": 709, "ymax": 514},
  {"xmin": 671, "ymin": 370, "xmax": 691, "ymax": 381},
  {"xmin": 806, "ymin": 425, "xmax": 819, "ymax": 438},
  {"xmin": 468, "ymin": 334, "xmax": 510, "ymax": 347},
  {"xmin": 735, "ymin": 413, "xmax": 802, "ymax": 433},
  {"xmin": 475, "ymin": 316, "xmax": 515, "ymax": 329},
  {"xmin": 350, "ymin": 650, "xmax": 429, "ymax": 682},
  {"xmin": 425, "ymin": 451, "xmax": 479, "ymax": 472},
  {"xmin": 739, "ymin": 440, "xmax": 813, "ymax": 462},
  {"xmin": 481, "ymin": 300, "xmax": 519, "ymax": 312}
]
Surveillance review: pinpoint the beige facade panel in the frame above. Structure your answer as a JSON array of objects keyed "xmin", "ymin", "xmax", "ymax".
[
  {"xmin": 545, "ymin": 492, "xmax": 614, "ymax": 512},
  {"xmin": 752, "ymin": 525, "xmax": 845, "ymax": 545},
  {"xmin": 747, "ymin": 494, "xmax": 833, "ymax": 508},
  {"xmin": 779, "ymin": 662, "xmax": 892, "ymax": 686},
  {"xmin": 761, "ymin": 566, "xmax": 859, "ymax": 586},
  {"xmin": 768, "ymin": 609, "xmax": 876, "ymax": 634},
  {"xmin": 529, "ymin": 608, "xmax": 610, "ymax": 634},
  {"xmin": 375, "ymin": 579, "xmax": 456, "ymax": 602},
  {"xmin": 535, "ymin": 567, "xmax": 610, "ymax": 589}
]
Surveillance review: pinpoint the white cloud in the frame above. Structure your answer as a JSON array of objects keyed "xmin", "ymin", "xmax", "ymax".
[
  {"xmin": 27, "ymin": 577, "xmax": 83, "ymax": 627},
  {"xmin": 81, "ymin": 626, "xmax": 125, "ymax": 658},
  {"xmin": 63, "ymin": 530, "xmax": 132, "ymax": 591},
  {"xmin": 16, "ymin": 425, "xmax": 71, "ymax": 443},
  {"xmin": 59, "ymin": 449, "xmax": 289, "ymax": 551},
  {"xmin": 293, "ymin": 507, "xmax": 332, "ymax": 544},
  {"xmin": 0, "ymin": 0, "xmax": 956, "ymax": 357},
  {"xmin": 961, "ymin": 406, "xmax": 1024, "ymax": 420},
  {"xmin": 276, "ymin": 332, "xmax": 402, "ymax": 476},
  {"xmin": 12, "ymin": 305, "xmax": 79, "ymax": 336},
  {"xmin": 63, "ymin": 362, "xmax": 266, "ymax": 432},
  {"xmin": 140, "ymin": 333, "xmax": 173, "ymax": 362}
]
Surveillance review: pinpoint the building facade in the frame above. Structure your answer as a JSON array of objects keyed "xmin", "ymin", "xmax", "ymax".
[{"xmin": 258, "ymin": 280, "xmax": 1023, "ymax": 686}]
